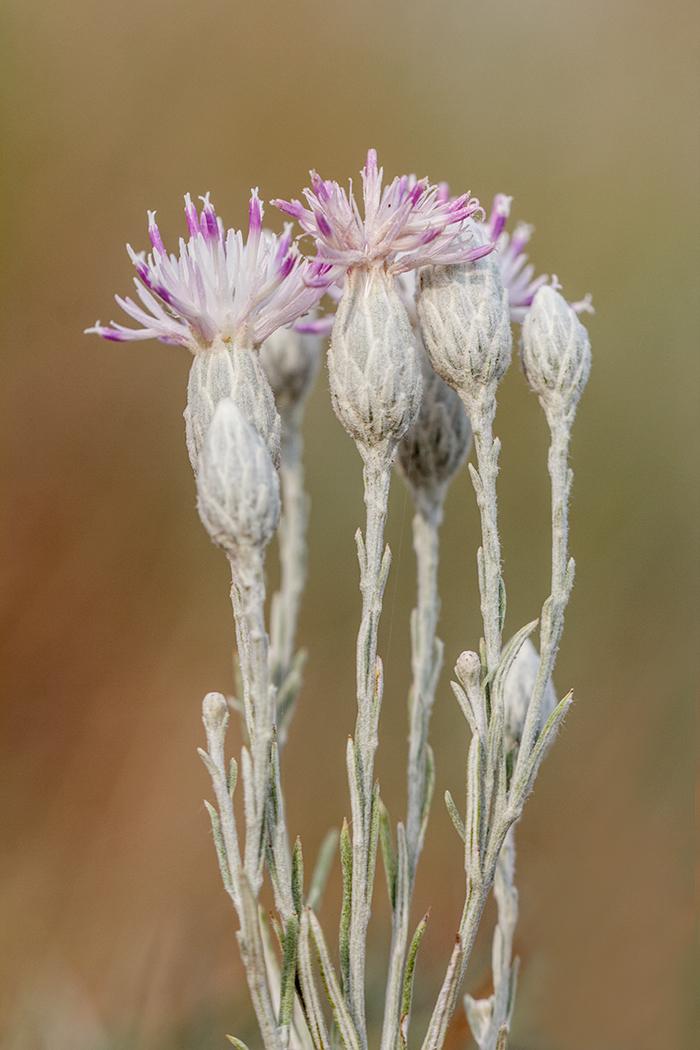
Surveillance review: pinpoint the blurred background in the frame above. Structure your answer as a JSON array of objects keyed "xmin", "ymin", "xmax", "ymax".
[{"xmin": 0, "ymin": 1, "xmax": 697, "ymax": 1048}]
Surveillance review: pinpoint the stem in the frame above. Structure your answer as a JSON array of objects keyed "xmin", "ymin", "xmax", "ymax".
[
  {"xmin": 406, "ymin": 494, "xmax": 443, "ymax": 878},
  {"xmin": 380, "ymin": 492, "xmax": 444, "ymax": 1050},
  {"xmin": 229, "ymin": 546, "xmax": 274, "ymax": 896},
  {"xmin": 269, "ymin": 417, "xmax": 309, "ymax": 724},
  {"xmin": 513, "ymin": 415, "xmax": 572, "ymax": 793},
  {"xmin": 420, "ymin": 377, "xmax": 512, "ymax": 1050},
  {"xmin": 421, "ymin": 811, "xmax": 514, "ymax": 1050},
  {"xmin": 465, "ymin": 826, "xmax": 519, "ymax": 1050},
  {"xmin": 461, "ymin": 387, "xmax": 503, "ymax": 678},
  {"xmin": 489, "ymin": 827, "xmax": 519, "ymax": 1045},
  {"xmin": 347, "ymin": 455, "xmax": 393, "ymax": 1045}
]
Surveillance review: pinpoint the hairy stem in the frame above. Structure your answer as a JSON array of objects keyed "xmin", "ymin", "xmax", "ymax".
[
  {"xmin": 347, "ymin": 455, "xmax": 393, "ymax": 1045},
  {"xmin": 269, "ymin": 418, "xmax": 309, "ymax": 733},
  {"xmin": 462, "ymin": 387, "xmax": 503, "ymax": 678},
  {"xmin": 380, "ymin": 494, "xmax": 444, "ymax": 1050}
]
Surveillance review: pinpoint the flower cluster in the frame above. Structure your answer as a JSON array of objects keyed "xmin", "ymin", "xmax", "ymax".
[
  {"xmin": 86, "ymin": 192, "xmax": 332, "ymax": 350},
  {"xmin": 273, "ymin": 149, "xmax": 492, "ymax": 277}
]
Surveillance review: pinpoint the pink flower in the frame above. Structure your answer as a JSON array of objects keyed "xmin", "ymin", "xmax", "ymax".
[
  {"xmin": 273, "ymin": 149, "xmax": 492, "ymax": 277},
  {"xmin": 481, "ymin": 194, "xmax": 593, "ymax": 322},
  {"xmin": 86, "ymin": 192, "xmax": 332, "ymax": 350}
]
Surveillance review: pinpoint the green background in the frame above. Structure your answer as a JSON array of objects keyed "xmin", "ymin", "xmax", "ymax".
[{"xmin": 1, "ymin": 1, "xmax": 696, "ymax": 1048}]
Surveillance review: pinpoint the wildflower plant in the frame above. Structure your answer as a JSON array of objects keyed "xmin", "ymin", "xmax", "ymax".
[{"xmin": 88, "ymin": 151, "xmax": 592, "ymax": 1050}]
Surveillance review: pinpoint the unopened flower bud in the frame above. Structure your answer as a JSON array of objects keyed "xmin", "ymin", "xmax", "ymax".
[
  {"xmin": 396, "ymin": 340, "xmax": 472, "ymax": 503},
  {"xmin": 259, "ymin": 326, "xmax": 322, "ymax": 420},
  {"xmin": 196, "ymin": 398, "xmax": 281, "ymax": 555},
  {"xmin": 416, "ymin": 251, "xmax": 512, "ymax": 396},
  {"xmin": 328, "ymin": 266, "xmax": 422, "ymax": 462},
  {"xmin": 520, "ymin": 285, "xmax": 591, "ymax": 417},
  {"xmin": 456, "ymin": 650, "xmax": 487, "ymax": 741},
  {"xmin": 185, "ymin": 337, "xmax": 281, "ymax": 474},
  {"xmin": 503, "ymin": 637, "xmax": 557, "ymax": 749},
  {"xmin": 202, "ymin": 691, "xmax": 229, "ymax": 733}
]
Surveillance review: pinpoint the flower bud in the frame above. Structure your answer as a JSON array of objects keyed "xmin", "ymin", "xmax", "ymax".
[
  {"xmin": 202, "ymin": 691, "xmax": 229, "ymax": 733},
  {"xmin": 196, "ymin": 398, "xmax": 281, "ymax": 555},
  {"xmin": 185, "ymin": 337, "xmax": 281, "ymax": 474},
  {"xmin": 455, "ymin": 650, "xmax": 487, "ymax": 742},
  {"xmin": 520, "ymin": 285, "xmax": 591, "ymax": 417},
  {"xmin": 503, "ymin": 637, "xmax": 557, "ymax": 749},
  {"xmin": 328, "ymin": 266, "xmax": 422, "ymax": 461},
  {"xmin": 416, "ymin": 251, "xmax": 512, "ymax": 395},
  {"xmin": 396, "ymin": 340, "xmax": 472, "ymax": 503},
  {"xmin": 259, "ymin": 326, "xmax": 322, "ymax": 420}
]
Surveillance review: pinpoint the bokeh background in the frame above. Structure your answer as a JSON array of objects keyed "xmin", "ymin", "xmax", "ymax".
[{"xmin": 1, "ymin": 1, "xmax": 697, "ymax": 1048}]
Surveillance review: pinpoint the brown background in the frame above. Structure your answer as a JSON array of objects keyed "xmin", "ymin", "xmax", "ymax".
[{"xmin": 0, "ymin": 1, "xmax": 697, "ymax": 1048}]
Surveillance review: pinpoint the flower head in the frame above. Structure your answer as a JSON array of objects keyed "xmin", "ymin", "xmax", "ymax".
[
  {"xmin": 480, "ymin": 194, "xmax": 593, "ymax": 322},
  {"xmin": 273, "ymin": 149, "xmax": 492, "ymax": 278},
  {"xmin": 86, "ymin": 192, "xmax": 332, "ymax": 350}
]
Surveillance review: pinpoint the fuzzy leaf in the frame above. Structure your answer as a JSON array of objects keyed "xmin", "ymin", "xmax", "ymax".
[
  {"xmin": 367, "ymin": 781, "xmax": 381, "ymax": 904},
  {"xmin": 278, "ymin": 913, "xmax": 299, "ymax": 1032},
  {"xmin": 379, "ymin": 798, "xmax": 397, "ymax": 907},
  {"xmin": 308, "ymin": 909, "xmax": 362, "ymax": 1050},
  {"xmin": 297, "ymin": 910, "xmax": 331, "ymax": 1050},
  {"xmin": 292, "ymin": 837, "xmax": 304, "ymax": 916},
  {"xmin": 339, "ymin": 818, "xmax": 352, "ymax": 993},
  {"xmin": 204, "ymin": 800, "xmax": 235, "ymax": 899},
  {"xmin": 400, "ymin": 911, "xmax": 429, "ymax": 1035},
  {"xmin": 227, "ymin": 756, "xmax": 238, "ymax": 797},
  {"xmin": 444, "ymin": 790, "xmax": 466, "ymax": 843},
  {"xmin": 227, "ymin": 1037, "xmax": 251, "ymax": 1050}
]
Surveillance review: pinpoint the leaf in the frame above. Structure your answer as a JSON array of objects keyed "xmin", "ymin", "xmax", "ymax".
[
  {"xmin": 227, "ymin": 1037, "xmax": 251, "ymax": 1050},
  {"xmin": 367, "ymin": 782, "xmax": 381, "ymax": 904},
  {"xmin": 204, "ymin": 800, "xmax": 235, "ymax": 900},
  {"xmin": 308, "ymin": 909, "xmax": 362, "ymax": 1050},
  {"xmin": 339, "ymin": 818, "xmax": 352, "ymax": 993},
  {"xmin": 497, "ymin": 575, "xmax": 507, "ymax": 633},
  {"xmin": 227, "ymin": 756, "xmax": 238, "ymax": 797},
  {"xmin": 421, "ymin": 934, "xmax": 464, "ymax": 1050},
  {"xmin": 419, "ymin": 745, "xmax": 435, "ymax": 849},
  {"xmin": 278, "ymin": 913, "xmax": 300, "ymax": 1033},
  {"xmin": 297, "ymin": 910, "xmax": 331, "ymax": 1050},
  {"xmin": 450, "ymin": 680, "xmax": 478, "ymax": 736},
  {"xmin": 400, "ymin": 911, "xmax": 429, "ymax": 1036},
  {"xmin": 197, "ymin": 747, "xmax": 219, "ymax": 783},
  {"xmin": 292, "ymin": 837, "xmax": 304, "ymax": 916},
  {"xmin": 444, "ymin": 790, "xmax": 465, "ymax": 843},
  {"xmin": 495, "ymin": 1023, "xmax": 508, "ymax": 1050},
  {"xmin": 378, "ymin": 798, "xmax": 397, "ymax": 907}
]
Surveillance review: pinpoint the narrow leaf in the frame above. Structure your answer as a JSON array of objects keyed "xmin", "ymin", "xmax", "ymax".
[
  {"xmin": 378, "ymin": 798, "xmax": 397, "ymax": 908},
  {"xmin": 444, "ymin": 790, "xmax": 465, "ymax": 843},
  {"xmin": 297, "ymin": 910, "xmax": 331, "ymax": 1050},
  {"xmin": 421, "ymin": 934, "xmax": 464, "ymax": 1050},
  {"xmin": 367, "ymin": 781, "xmax": 381, "ymax": 904},
  {"xmin": 198, "ymin": 747, "xmax": 220, "ymax": 783},
  {"xmin": 227, "ymin": 1037, "xmax": 251, "ymax": 1050},
  {"xmin": 278, "ymin": 913, "xmax": 300, "ymax": 1033},
  {"xmin": 227, "ymin": 756, "xmax": 238, "ymax": 797},
  {"xmin": 450, "ymin": 680, "xmax": 478, "ymax": 736},
  {"xmin": 419, "ymin": 744, "xmax": 435, "ymax": 850},
  {"xmin": 400, "ymin": 911, "xmax": 429, "ymax": 1036},
  {"xmin": 495, "ymin": 1023, "xmax": 508, "ymax": 1050},
  {"xmin": 339, "ymin": 818, "xmax": 352, "ymax": 993},
  {"xmin": 204, "ymin": 800, "xmax": 235, "ymax": 900},
  {"xmin": 292, "ymin": 837, "xmax": 304, "ymax": 916},
  {"xmin": 308, "ymin": 909, "xmax": 362, "ymax": 1050}
]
